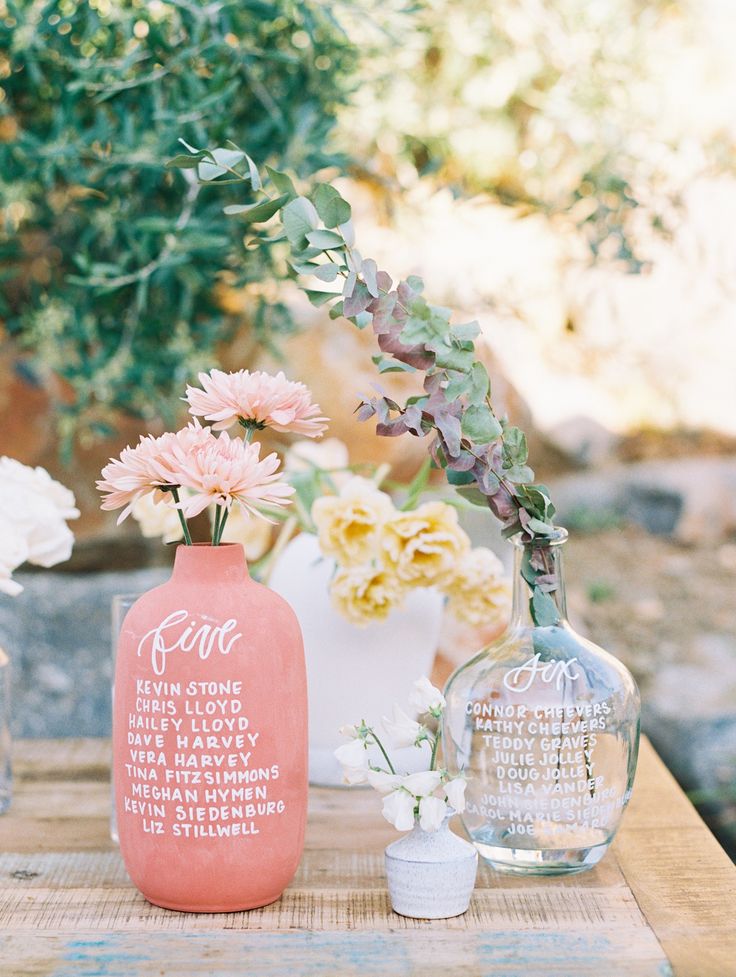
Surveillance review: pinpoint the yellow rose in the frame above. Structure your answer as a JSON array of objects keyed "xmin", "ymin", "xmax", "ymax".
[
  {"xmin": 443, "ymin": 547, "xmax": 511, "ymax": 628},
  {"xmin": 330, "ymin": 564, "xmax": 405, "ymax": 626},
  {"xmin": 131, "ymin": 493, "xmax": 182, "ymax": 544},
  {"xmin": 381, "ymin": 501, "xmax": 470, "ymax": 587},
  {"xmin": 312, "ymin": 476, "xmax": 394, "ymax": 566},
  {"xmin": 217, "ymin": 505, "xmax": 272, "ymax": 561}
]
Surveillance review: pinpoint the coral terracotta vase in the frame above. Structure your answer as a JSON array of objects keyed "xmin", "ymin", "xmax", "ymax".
[{"xmin": 113, "ymin": 543, "xmax": 307, "ymax": 912}]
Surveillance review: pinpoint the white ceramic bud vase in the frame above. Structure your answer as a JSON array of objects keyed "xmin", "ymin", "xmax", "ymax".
[
  {"xmin": 385, "ymin": 814, "xmax": 478, "ymax": 919},
  {"xmin": 269, "ymin": 533, "xmax": 445, "ymax": 785}
]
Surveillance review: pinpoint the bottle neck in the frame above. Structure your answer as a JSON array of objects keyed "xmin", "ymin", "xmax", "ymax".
[
  {"xmin": 171, "ymin": 543, "xmax": 249, "ymax": 585},
  {"xmin": 509, "ymin": 538, "xmax": 568, "ymax": 628}
]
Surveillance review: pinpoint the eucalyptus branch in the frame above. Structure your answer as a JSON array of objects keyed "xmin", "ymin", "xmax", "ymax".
[{"xmin": 167, "ymin": 147, "xmax": 561, "ymax": 624}]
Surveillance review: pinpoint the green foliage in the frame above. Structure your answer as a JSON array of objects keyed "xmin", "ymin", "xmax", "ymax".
[
  {"xmin": 166, "ymin": 143, "xmax": 565, "ymax": 623},
  {"xmin": 0, "ymin": 0, "xmax": 360, "ymax": 446}
]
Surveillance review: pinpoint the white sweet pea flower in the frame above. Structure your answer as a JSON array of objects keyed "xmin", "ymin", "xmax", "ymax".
[
  {"xmin": 408, "ymin": 676, "xmax": 446, "ymax": 716},
  {"xmin": 444, "ymin": 777, "xmax": 467, "ymax": 814},
  {"xmin": 334, "ymin": 738, "xmax": 369, "ymax": 785},
  {"xmin": 338, "ymin": 724, "xmax": 361, "ymax": 739},
  {"xmin": 366, "ymin": 769, "xmax": 403, "ymax": 794},
  {"xmin": 382, "ymin": 705, "xmax": 424, "ymax": 748},
  {"xmin": 381, "ymin": 789, "xmax": 416, "ymax": 831},
  {"xmin": 419, "ymin": 795, "xmax": 448, "ymax": 832},
  {"xmin": 401, "ymin": 770, "xmax": 443, "ymax": 798}
]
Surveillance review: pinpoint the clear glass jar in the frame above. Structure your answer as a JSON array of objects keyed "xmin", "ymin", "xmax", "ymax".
[{"xmin": 443, "ymin": 529, "xmax": 640, "ymax": 875}]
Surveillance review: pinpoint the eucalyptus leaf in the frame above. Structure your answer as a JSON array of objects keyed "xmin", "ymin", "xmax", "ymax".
[
  {"xmin": 461, "ymin": 404, "xmax": 502, "ymax": 444},
  {"xmin": 282, "ymin": 196, "xmax": 320, "ymax": 247},
  {"xmin": 531, "ymin": 588, "xmax": 561, "ymax": 627},
  {"xmin": 223, "ymin": 194, "xmax": 289, "ymax": 222},
  {"xmin": 312, "ymin": 183, "xmax": 352, "ymax": 228},
  {"xmin": 266, "ymin": 165, "xmax": 297, "ymax": 199},
  {"xmin": 304, "ymin": 289, "xmax": 337, "ymax": 307},
  {"xmin": 306, "ymin": 229, "xmax": 345, "ymax": 249}
]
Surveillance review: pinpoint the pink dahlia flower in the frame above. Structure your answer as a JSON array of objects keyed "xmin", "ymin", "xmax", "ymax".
[
  {"xmin": 185, "ymin": 368, "xmax": 328, "ymax": 437},
  {"xmin": 97, "ymin": 434, "xmax": 174, "ymax": 523},
  {"xmin": 96, "ymin": 421, "xmax": 215, "ymax": 523},
  {"xmin": 175, "ymin": 431, "xmax": 294, "ymax": 519}
]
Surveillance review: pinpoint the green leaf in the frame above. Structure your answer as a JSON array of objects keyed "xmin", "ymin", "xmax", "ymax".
[
  {"xmin": 456, "ymin": 486, "xmax": 490, "ymax": 507},
  {"xmin": 451, "ymin": 321, "xmax": 481, "ymax": 342},
  {"xmin": 468, "ymin": 362, "xmax": 491, "ymax": 405},
  {"xmin": 447, "ymin": 469, "xmax": 476, "ymax": 486},
  {"xmin": 503, "ymin": 426, "xmax": 528, "ymax": 468},
  {"xmin": 531, "ymin": 588, "xmax": 560, "ymax": 627},
  {"xmin": 313, "ymin": 263, "xmax": 340, "ymax": 282},
  {"xmin": 371, "ymin": 355, "xmax": 416, "ymax": 374},
  {"xmin": 434, "ymin": 345, "xmax": 475, "ymax": 372},
  {"xmin": 304, "ymin": 289, "xmax": 337, "ymax": 307},
  {"xmin": 329, "ymin": 300, "xmax": 345, "ymax": 320},
  {"xmin": 461, "ymin": 404, "xmax": 502, "ymax": 444},
  {"xmin": 166, "ymin": 153, "xmax": 204, "ymax": 169},
  {"xmin": 223, "ymin": 194, "xmax": 289, "ymax": 222},
  {"xmin": 266, "ymin": 165, "xmax": 297, "ymax": 199},
  {"xmin": 312, "ymin": 183, "xmax": 352, "ymax": 228},
  {"xmin": 526, "ymin": 517, "xmax": 557, "ymax": 535},
  {"xmin": 306, "ymin": 229, "xmax": 345, "ymax": 250},
  {"xmin": 198, "ymin": 147, "xmax": 245, "ymax": 181},
  {"xmin": 504, "ymin": 464, "xmax": 535, "ymax": 484},
  {"xmin": 283, "ymin": 196, "xmax": 320, "ymax": 247}
]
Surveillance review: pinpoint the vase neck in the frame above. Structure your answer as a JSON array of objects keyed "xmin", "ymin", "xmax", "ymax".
[
  {"xmin": 171, "ymin": 543, "xmax": 249, "ymax": 585},
  {"xmin": 509, "ymin": 533, "xmax": 568, "ymax": 628}
]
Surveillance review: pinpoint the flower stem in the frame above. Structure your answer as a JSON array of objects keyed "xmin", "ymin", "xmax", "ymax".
[
  {"xmin": 369, "ymin": 731, "xmax": 396, "ymax": 775},
  {"xmin": 169, "ymin": 488, "xmax": 192, "ymax": 546},
  {"xmin": 212, "ymin": 504, "xmax": 223, "ymax": 545},
  {"xmin": 215, "ymin": 506, "xmax": 230, "ymax": 546},
  {"xmin": 429, "ymin": 728, "xmax": 442, "ymax": 772}
]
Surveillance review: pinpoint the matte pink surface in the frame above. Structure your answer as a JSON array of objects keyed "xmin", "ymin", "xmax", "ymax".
[{"xmin": 113, "ymin": 543, "xmax": 308, "ymax": 912}]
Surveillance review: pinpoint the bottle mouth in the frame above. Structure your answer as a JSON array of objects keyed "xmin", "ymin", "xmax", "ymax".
[{"xmin": 510, "ymin": 526, "xmax": 569, "ymax": 548}]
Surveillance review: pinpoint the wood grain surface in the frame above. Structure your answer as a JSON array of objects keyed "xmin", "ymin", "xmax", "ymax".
[{"xmin": 0, "ymin": 737, "xmax": 734, "ymax": 977}]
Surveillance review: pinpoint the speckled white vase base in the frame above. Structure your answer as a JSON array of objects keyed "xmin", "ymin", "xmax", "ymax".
[{"xmin": 385, "ymin": 817, "xmax": 479, "ymax": 919}]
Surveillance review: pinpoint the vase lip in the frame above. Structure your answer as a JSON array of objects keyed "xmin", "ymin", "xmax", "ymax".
[
  {"xmin": 172, "ymin": 541, "xmax": 249, "ymax": 578},
  {"xmin": 510, "ymin": 526, "xmax": 568, "ymax": 549}
]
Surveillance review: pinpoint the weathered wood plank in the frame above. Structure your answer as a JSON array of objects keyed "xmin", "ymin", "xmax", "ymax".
[
  {"xmin": 0, "ymin": 852, "xmax": 649, "ymax": 932},
  {"xmin": 1, "ymin": 737, "xmax": 734, "ymax": 977},
  {"xmin": 0, "ymin": 930, "xmax": 671, "ymax": 977}
]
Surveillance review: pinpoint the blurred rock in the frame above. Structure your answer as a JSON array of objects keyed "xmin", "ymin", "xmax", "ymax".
[
  {"xmin": 546, "ymin": 415, "xmax": 620, "ymax": 467},
  {"xmin": 551, "ymin": 456, "xmax": 736, "ymax": 542},
  {"xmin": 0, "ymin": 567, "xmax": 167, "ymax": 737}
]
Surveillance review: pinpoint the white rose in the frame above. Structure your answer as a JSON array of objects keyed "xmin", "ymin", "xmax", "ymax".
[
  {"xmin": 0, "ymin": 458, "xmax": 78, "ymax": 573},
  {"xmin": 0, "ymin": 457, "xmax": 79, "ymax": 521},
  {"xmin": 382, "ymin": 705, "xmax": 423, "ymax": 749},
  {"xmin": 381, "ymin": 789, "xmax": 416, "ymax": 831},
  {"xmin": 419, "ymin": 795, "xmax": 448, "ymax": 832},
  {"xmin": 408, "ymin": 676, "xmax": 446, "ymax": 716},
  {"xmin": 0, "ymin": 485, "xmax": 73, "ymax": 568},
  {"xmin": 444, "ymin": 777, "xmax": 468, "ymax": 814}
]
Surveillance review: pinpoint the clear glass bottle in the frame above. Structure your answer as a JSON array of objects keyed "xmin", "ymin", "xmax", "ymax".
[{"xmin": 443, "ymin": 529, "xmax": 640, "ymax": 875}]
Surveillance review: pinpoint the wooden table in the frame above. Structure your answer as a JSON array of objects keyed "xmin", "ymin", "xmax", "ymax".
[{"xmin": 1, "ymin": 738, "xmax": 734, "ymax": 977}]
